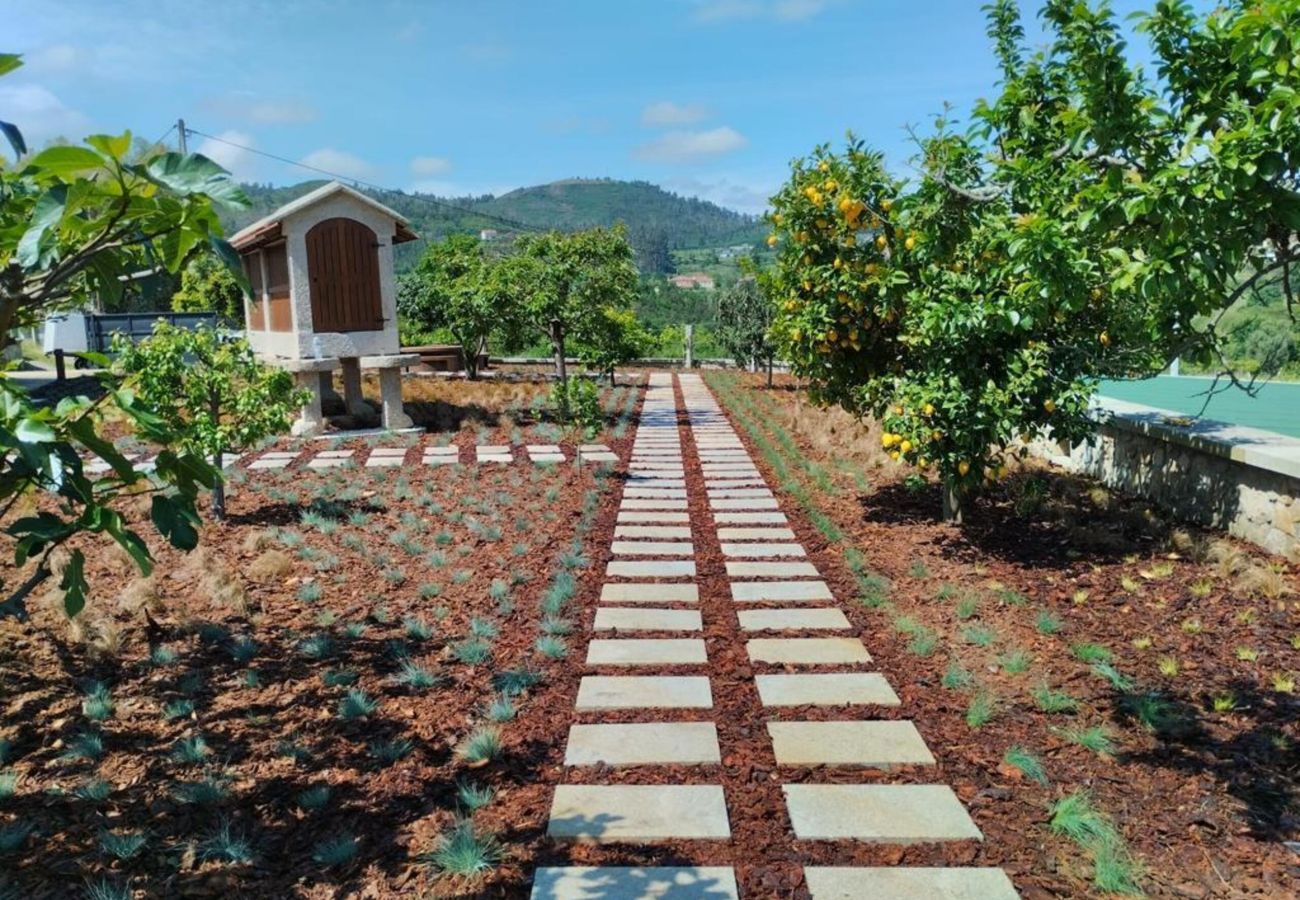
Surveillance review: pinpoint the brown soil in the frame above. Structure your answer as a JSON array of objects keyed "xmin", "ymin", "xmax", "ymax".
[
  {"xmin": 0, "ymin": 377, "xmax": 642, "ymax": 898},
  {"xmin": 703, "ymin": 371, "xmax": 1299, "ymax": 899}
]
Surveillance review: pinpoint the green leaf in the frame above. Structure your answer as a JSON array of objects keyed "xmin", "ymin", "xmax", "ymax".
[
  {"xmin": 14, "ymin": 415, "xmax": 56, "ymax": 443},
  {"xmin": 26, "ymin": 145, "xmax": 105, "ymax": 176},
  {"xmin": 143, "ymin": 152, "xmax": 249, "ymax": 208},
  {"xmin": 151, "ymin": 495, "xmax": 200, "ymax": 551},
  {"xmin": 0, "ymin": 54, "xmax": 22, "ymax": 77},
  {"xmin": 16, "ymin": 185, "xmax": 68, "ymax": 268},
  {"xmin": 0, "ymin": 120, "xmax": 25, "ymax": 159},
  {"xmin": 59, "ymin": 549, "xmax": 87, "ymax": 618},
  {"xmin": 85, "ymin": 132, "xmax": 132, "ymax": 161}
]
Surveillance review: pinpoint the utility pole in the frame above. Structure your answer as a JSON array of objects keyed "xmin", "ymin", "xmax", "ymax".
[{"xmin": 177, "ymin": 118, "xmax": 187, "ymax": 154}]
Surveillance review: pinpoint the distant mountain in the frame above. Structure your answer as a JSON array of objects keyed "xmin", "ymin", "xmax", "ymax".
[{"xmin": 227, "ymin": 178, "xmax": 767, "ymax": 274}]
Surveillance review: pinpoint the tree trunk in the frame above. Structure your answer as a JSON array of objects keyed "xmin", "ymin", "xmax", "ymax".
[
  {"xmin": 766, "ymin": 354, "xmax": 774, "ymax": 388},
  {"xmin": 551, "ymin": 320, "xmax": 569, "ymax": 419},
  {"xmin": 941, "ymin": 480, "xmax": 963, "ymax": 524},
  {"xmin": 464, "ymin": 342, "xmax": 478, "ymax": 381},
  {"xmin": 209, "ymin": 389, "xmax": 226, "ymax": 521}
]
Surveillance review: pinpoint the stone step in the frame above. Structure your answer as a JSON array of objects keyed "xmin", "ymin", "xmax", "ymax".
[
  {"xmin": 548, "ymin": 785, "xmax": 731, "ymax": 842},
  {"xmin": 731, "ymin": 581, "xmax": 831, "ymax": 602},
  {"xmin": 594, "ymin": 607, "xmax": 703, "ymax": 632},
  {"xmin": 531, "ymin": 867, "xmax": 739, "ymax": 900},
  {"xmin": 601, "ymin": 583, "xmax": 698, "ymax": 604},
  {"xmin": 747, "ymin": 637, "xmax": 871, "ymax": 665},
  {"xmin": 587, "ymin": 638, "xmax": 708, "ymax": 666},
  {"xmin": 768, "ymin": 721, "xmax": 935, "ymax": 767},
  {"xmin": 564, "ymin": 722, "xmax": 721, "ymax": 766},
  {"xmin": 614, "ymin": 526, "xmax": 692, "ymax": 539},
  {"xmin": 802, "ymin": 867, "xmax": 1019, "ymax": 900},
  {"xmin": 606, "ymin": 560, "xmax": 696, "ymax": 579},
  {"xmin": 575, "ymin": 675, "xmax": 713, "ymax": 709},
  {"xmin": 737, "ymin": 608, "xmax": 850, "ymax": 631},
  {"xmin": 610, "ymin": 541, "xmax": 695, "ymax": 556},
  {"xmin": 620, "ymin": 499, "xmax": 689, "ymax": 511},
  {"xmin": 782, "ymin": 784, "xmax": 982, "ymax": 842},
  {"xmin": 717, "ymin": 527, "xmax": 796, "ymax": 541},
  {"xmin": 755, "ymin": 673, "xmax": 901, "ymax": 707},
  {"xmin": 714, "ymin": 512, "xmax": 788, "ymax": 525},
  {"xmin": 720, "ymin": 543, "xmax": 805, "ymax": 558},
  {"xmin": 711, "ymin": 498, "xmax": 779, "ymax": 511},
  {"xmin": 725, "ymin": 561, "xmax": 820, "ymax": 578},
  {"xmin": 617, "ymin": 511, "xmax": 690, "ymax": 524}
]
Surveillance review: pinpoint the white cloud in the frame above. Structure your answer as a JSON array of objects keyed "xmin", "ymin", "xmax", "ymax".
[
  {"xmin": 632, "ymin": 126, "xmax": 748, "ymax": 163},
  {"xmin": 691, "ymin": 0, "xmax": 835, "ymax": 23},
  {"xmin": 666, "ymin": 175, "xmax": 774, "ymax": 214},
  {"xmin": 246, "ymin": 100, "xmax": 317, "ymax": 125},
  {"xmin": 195, "ymin": 129, "xmax": 258, "ymax": 181},
  {"xmin": 23, "ymin": 44, "xmax": 85, "ymax": 75},
  {"xmin": 0, "ymin": 83, "xmax": 90, "ymax": 147},
  {"xmin": 641, "ymin": 101, "xmax": 711, "ymax": 127},
  {"xmin": 410, "ymin": 155, "xmax": 452, "ymax": 176},
  {"xmin": 299, "ymin": 148, "xmax": 377, "ymax": 181}
]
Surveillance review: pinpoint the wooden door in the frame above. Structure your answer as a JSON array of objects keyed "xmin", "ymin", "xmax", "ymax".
[{"xmin": 305, "ymin": 217, "xmax": 384, "ymax": 332}]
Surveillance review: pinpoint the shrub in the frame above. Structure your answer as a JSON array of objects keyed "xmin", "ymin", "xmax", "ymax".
[
  {"xmin": 422, "ymin": 819, "xmax": 502, "ymax": 876},
  {"xmin": 312, "ymin": 833, "xmax": 360, "ymax": 868}
]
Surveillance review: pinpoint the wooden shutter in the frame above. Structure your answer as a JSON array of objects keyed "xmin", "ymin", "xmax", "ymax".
[
  {"xmin": 264, "ymin": 244, "xmax": 293, "ymax": 332},
  {"xmin": 305, "ymin": 218, "xmax": 384, "ymax": 332},
  {"xmin": 241, "ymin": 251, "xmax": 265, "ymax": 330}
]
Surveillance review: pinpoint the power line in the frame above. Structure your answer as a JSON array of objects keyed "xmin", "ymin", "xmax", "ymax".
[{"xmin": 183, "ymin": 126, "xmax": 545, "ymax": 235}]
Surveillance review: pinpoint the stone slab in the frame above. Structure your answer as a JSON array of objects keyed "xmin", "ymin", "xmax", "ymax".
[
  {"xmin": 714, "ymin": 512, "xmax": 787, "ymax": 525},
  {"xmin": 620, "ymin": 499, "xmax": 688, "ymax": 510},
  {"xmin": 575, "ymin": 675, "xmax": 712, "ymax": 709},
  {"xmin": 369, "ymin": 447, "xmax": 409, "ymax": 456},
  {"xmin": 611, "ymin": 541, "xmax": 695, "ymax": 556},
  {"xmin": 249, "ymin": 458, "xmax": 290, "ymax": 470},
  {"xmin": 768, "ymin": 721, "xmax": 935, "ymax": 767},
  {"xmin": 755, "ymin": 673, "xmax": 901, "ymax": 707},
  {"xmin": 626, "ymin": 479, "xmax": 687, "ymax": 488},
  {"xmin": 737, "ymin": 608, "xmax": 850, "ymax": 631},
  {"xmin": 548, "ymin": 785, "xmax": 730, "ymax": 842},
  {"xmin": 581, "ymin": 452, "xmax": 618, "ymax": 462},
  {"xmin": 587, "ymin": 638, "xmax": 707, "ymax": 666},
  {"xmin": 731, "ymin": 581, "xmax": 833, "ymax": 603},
  {"xmin": 594, "ymin": 607, "xmax": 703, "ymax": 632},
  {"xmin": 707, "ymin": 489, "xmax": 775, "ymax": 499},
  {"xmin": 601, "ymin": 583, "xmax": 699, "ymax": 604},
  {"xmin": 782, "ymin": 785, "xmax": 982, "ymax": 842},
  {"xmin": 615, "ymin": 526, "xmax": 692, "ymax": 539},
  {"xmin": 617, "ymin": 511, "xmax": 690, "ymax": 525},
  {"xmin": 307, "ymin": 457, "xmax": 353, "ymax": 469},
  {"xmin": 365, "ymin": 455, "xmax": 406, "ymax": 467},
  {"xmin": 721, "ymin": 543, "xmax": 805, "ymax": 558},
  {"xmin": 316, "ymin": 449, "xmax": 354, "ymax": 458},
  {"xmin": 725, "ymin": 561, "xmax": 820, "ymax": 578},
  {"xmin": 717, "ymin": 528, "xmax": 797, "ymax": 541},
  {"xmin": 712, "ymin": 498, "xmax": 780, "ymax": 511},
  {"xmin": 802, "ymin": 867, "xmax": 1019, "ymax": 900},
  {"xmin": 532, "ymin": 454, "xmax": 565, "ymax": 464},
  {"xmin": 704, "ymin": 479, "xmax": 768, "ymax": 489},
  {"xmin": 526, "ymin": 445, "xmax": 562, "ymax": 453},
  {"xmin": 606, "ymin": 560, "xmax": 695, "ymax": 578},
  {"xmin": 530, "ymin": 867, "xmax": 739, "ymax": 900},
  {"xmin": 423, "ymin": 455, "xmax": 459, "ymax": 465},
  {"xmin": 564, "ymin": 722, "xmax": 720, "ymax": 766},
  {"xmin": 747, "ymin": 638, "xmax": 871, "ymax": 665},
  {"xmin": 423, "ymin": 446, "xmax": 459, "ymax": 455}
]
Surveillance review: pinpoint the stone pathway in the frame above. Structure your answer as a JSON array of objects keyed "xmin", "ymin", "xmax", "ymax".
[
  {"xmin": 532, "ymin": 373, "xmax": 1018, "ymax": 899},
  {"xmin": 227, "ymin": 442, "xmax": 620, "ymax": 471}
]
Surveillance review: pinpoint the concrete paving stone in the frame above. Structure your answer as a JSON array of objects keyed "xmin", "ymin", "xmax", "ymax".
[
  {"xmin": 755, "ymin": 673, "xmax": 901, "ymax": 707},
  {"xmin": 606, "ymin": 560, "xmax": 695, "ymax": 578},
  {"xmin": 258, "ymin": 451, "xmax": 302, "ymax": 458},
  {"xmin": 697, "ymin": 452, "xmax": 749, "ymax": 459},
  {"xmin": 626, "ymin": 479, "xmax": 687, "ymax": 489},
  {"xmin": 620, "ymin": 499, "xmax": 688, "ymax": 510},
  {"xmin": 717, "ymin": 527, "xmax": 797, "ymax": 541},
  {"xmin": 720, "ymin": 543, "xmax": 806, "ymax": 558},
  {"xmin": 594, "ymin": 607, "xmax": 703, "ymax": 632},
  {"xmin": 625, "ymin": 488, "xmax": 688, "ymax": 499},
  {"xmin": 564, "ymin": 722, "xmax": 720, "ymax": 766},
  {"xmin": 802, "ymin": 867, "xmax": 1019, "ymax": 900},
  {"xmin": 701, "ymin": 464, "xmax": 759, "ymax": 471},
  {"xmin": 315, "ymin": 449, "xmax": 354, "ymax": 458},
  {"xmin": 532, "ymin": 455, "xmax": 565, "ymax": 464},
  {"xmin": 423, "ymin": 446, "xmax": 459, "ymax": 455},
  {"xmin": 725, "ymin": 561, "xmax": 820, "ymax": 578},
  {"xmin": 630, "ymin": 468, "xmax": 685, "ymax": 476},
  {"xmin": 423, "ymin": 455, "xmax": 459, "ymax": 465},
  {"xmin": 548, "ymin": 785, "xmax": 730, "ymax": 842},
  {"xmin": 737, "ymin": 608, "xmax": 850, "ymax": 631},
  {"xmin": 707, "ymin": 489, "xmax": 774, "ymax": 499},
  {"xmin": 712, "ymin": 498, "xmax": 780, "ymax": 511},
  {"xmin": 610, "ymin": 541, "xmax": 695, "ymax": 556},
  {"xmin": 587, "ymin": 638, "xmax": 707, "ymax": 666},
  {"xmin": 747, "ymin": 637, "xmax": 871, "ymax": 665},
  {"xmin": 714, "ymin": 512, "xmax": 788, "ymax": 525},
  {"xmin": 307, "ymin": 456, "xmax": 353, "ymax": 469},
  {"xmin": 617, "ymin": 511, "xmax": 690, "ymax": 524},
  {"xmin": 782, "ymin": 784, "xmax": 983, "ymax": 842},
  {"xmin": 733, "ymin": 580, "xmax": 832, "ymax": 600},
  {"xmin": 249, "ymin": 458, "xmax": 290, "ymax": 470},
  {"xmin": 526, "ymin": 444, "xmax": 562, "ymax": 453},
  {"xmin": 579, "ymin": 444, "xmax": 613, "ymax": 452},
  {"xmin": 530, "ymin": 866, "xmax": 739, "ymax": 900},
  {"xmin": 768, "ymin": 721, "xmax": 935, "ymax": 767},
  {"xmin": 704, "ymin": 479, "xmax": 767, "ymax": 489},
  {"xmin": 365, "ymin": 455, "xmax": 406, "ymax": 467},
  {"xmin": 631, "ymin": 449, "xmax": 683, "ymax": 456},
  {"xmin": 615, "ymin": 526, "xmax": 692, "ymax": 539},
  {"xmin": 369, "ymin": 447, "xmax": 409, "ymax": 456},
  {"xmin": 583, "ymin": 452, "xmax": 619, "ymax": 462},
  {"xmin": 601, "ymin": 583, "xmax": 698, "ymax": 603}
]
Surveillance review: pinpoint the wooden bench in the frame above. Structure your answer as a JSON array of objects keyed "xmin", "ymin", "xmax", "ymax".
[{"xmin": 402, "ymin": 344, "xmax": 490, "ymax": 374}]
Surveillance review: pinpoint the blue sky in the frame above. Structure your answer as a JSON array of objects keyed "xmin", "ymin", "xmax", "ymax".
[{"xmin": 5, "ymin": 0, "xmax": 1203, "ymax": 214}]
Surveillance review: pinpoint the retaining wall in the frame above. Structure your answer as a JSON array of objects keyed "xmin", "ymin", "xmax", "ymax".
[{"xmin": 1032, "ymin": 397, "xmax": 1300, "ymax": 560}]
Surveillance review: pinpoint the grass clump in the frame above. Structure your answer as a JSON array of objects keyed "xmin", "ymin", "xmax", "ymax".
[
  {"xmin": 1035, "ymin": 610, "xmax": 1063, "ymax": 635},
  {"xmin": 170, "ymin": 734, "xmax": 212, "ymax": 765},
  {"xmin": 392, "ymin": 659, "xmax": 442, "ymax": 690},
  {"xmin": 458, "ymin": 727, "xmax": 503, "ymax": 764},
  {"xmin": 965, "ymin": 690, "xmax": 998, "ymax": 728},
  {"xmin": 199, "ymin": 818, "xmax": 254, "ymax": 865},
  {"xmin": 1003, "ymin": 746, "xmax": 1048, "ymax": 784},
  {"xmin": 337, "ymin": 689, "xmax": 378, "ymax": 720},
  {"xmin": 942, "ymin": 662, "xmax": 974, "ymax": 690},
  {"xmin": 535, "ymin": 635, "xmax": 568, "ymax": 659},
  {"xmin": 62, "ymin": 730, "xmax": 104, "ymax": 762},
  {"xmin": 1056, "ymin": 724, "xmax": 1116, "ymax": 755},
  {"xmin": 312, "ymin": 833, "xmax": 360, "ymax": 868},
  {"xmin": 81, "ymin": 681, "xmax": 115, "ymax": 722},
  {"xmin": 370, "ymin": 737, "xmax": 415, "ymax": 765},
  {"xmin": 1049, "ymin": 792, "xmax": 1143, "ymax": 894},
  {"xmin": 454, "ymin": 638, "xmax": 493, "ymax": 665},
  {"xmin": 456, "ymin": 780, "xmax": 496, "ymax": 812},
  {"xmin": 99, "ymin": 830, "xmax": 147, "ymax": 860},
  {"xmin": 1071, "ymin": 642, "xmax": 1112, "ymax": 664},
  {"xmin": 422, "ymin": 819, "xmax": 502, "ymax": 876},
  {"xmin": 997, "ymin": 648, "xmax": 1032, "ymax": 674},
  {"xmin": 960, "ymin": 624, "xmax": 997, "ymax": 647},
  {"xmin": 173, "ymin": 776, "xmax": 230, "ymax": 806},
  {"xmin": 1032, "ymin": 683, "xmax": 1079, "ymax": 714}
]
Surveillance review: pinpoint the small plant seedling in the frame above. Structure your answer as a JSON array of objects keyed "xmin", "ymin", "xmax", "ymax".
[
  {"xmin": 0, "ymin": 770, "xmax": 18, "ymax": 800},
  {"xmin": 486, "ymin": 695, "xmax": 517, "ymax": 722},
  {"xmin": 1180, "ymin": 617, "xmax": 1203, "ymax": 635},
  {"xmin": 997, "ymin": 588, "xmax": 1029, "ymax": 607},
  {"xmin": 492, "ymin": 667, "xmax": 542, "ymax": 696},
  {"xmin": 942, "ymin": 662, "xmax": 973, "ymax": 690},
  {"xmin": 1091, "ymin": 661, "xmax": 1133, "ymax": 692},
  {"xmin": 998, "ymin": 649, "xmax": 1032, "ymax": 674},
  {"xmin": 63, "ymin": 730, "xmax": 105, "ymax": 762},
  {"xmin": 1132, "ymin": 636, "xmax": 1153, "ymax": 650},
  {"xmin": 455, "ymin": 639, "xmax": 493, "ymax": 665},
  {"xmin": 456, "ymin": 780, "xmax": 496, "ymax": 811},
  {"xmin": 907, "ymin": 561, "xmax": 930, "ymax": 579},
  {"xmin": 965, "ymin": 691, "xmax": 998, "ymax": 728},
  {"xmin": 961, "ymin": 624, "xmax": 996, "ymax": 648},
  {"xmin": 337, "ymin": 689, "xmax": 378, "ymax": 720},
  {"xmin": 199, "ymin": 818, "xmax": 255, "ymax": 865},
  {"xmin": 0, "ymin": 820, "xmax": 33, "ymax": 855},
  {"xmin": 370, "ymin": 738, "xmax": 415, "ymax": 765},
  {"xmin": 1211, "ymin": 692, "xmax": 1237, "ymax": 712},
  {"xmin": 83, "ymin": 879, "xmax": 131, "ymax": 900},
  {"xmin": 458, "ymin": 727, "xmax": 503, "ymax": 764},
  {"xmin": 1071, "ymin": 642, "xmax": 1112, "ymax": 664},
  {"xmin": 1049, "ymin": 792, "xmax": 1142, "ymax": 894},
  {"xmin": 74, "ymin": 778, "xmax": 112, "ymax": 803},
  {"xmin": 174, "ymin": 777, "xmax": 230, "ymax": 806},
  {"xmin": 535, "ymin": 635, "xmax": 569, "ymax": 659},
  {"xmin": 392, "ymin": 660, "xmax": 442, "ymax": 690},
  {"xmin": 171, "ymin": 734, "xmax": 212, "ymax": 765},
  {"xmin": 296, "ymin": 784, "xmax": 332, "ymax": 811},
  {"xmin": 1032, "ymin": 684, "xmax": 1079, "ymax": 714},
  {"xmin": 298, "ymin": 633, "xmax": 336, "ymax": 660},
  {"xmin": 1035, "ymin": 610, "xmax": 1062, "ymax": 635},
  {"xmin": 1071, "ymin": 589, "xmax": 1090, "ymax": 605},
  {"xmin": 469, "ymin": 617, "xmax": 499, "ymax": 639},
  {"xmin": 540, "ymin": 616, "xmax": 573, "ymax": 636},
  {"xmin": 955, "ymin": 597, "xmax": 979, "ymax": 620},
  {"xmin": 99, "ymin": 830, "xmax": 147, "ymax": 860},
  {"xmin": 1003, "ymin": 746, "xmax": 1048, "ymax": 784},
  {"xmin": 404, "ymin": 616, "xmax": 435, "ymax": 642},
  {"xmin": 1235, "ymin": 646, "xmax": 1259, "ymax": 662},
  {"xmin": 322, "ymin": 668, "xmax": 359, "ymax": 687},
  {"xmin": 81, "ymin": 681, "xmax": 115, "ymax": 722},
  {"xmin": 296, "ymin": 582, "xmax": 323, "ymax": 603},
  {"xmin": 312, "ymin": 833, "xmax": 360, "ymax": 868},
  {"xmin": 1272, "ymin": 673, "xmax": 1296, "ymax": 694},
  {"xmin": 1056, "ymin": 724, "xmax": 1115, "ymax": 755},
  {"xmin": 1157, "ymin": 656, "xmax": 1180, "ymax": 677},
  {"xmin": 422, "ymin": 819, "xmax": 502, "ymax": 876},
  {"xmin": 228, "ymin": 636, "xmax": 259, "ymax": 665},
  {"xmin": 1189, "ymin": 578, "xmax": 1213, "ymax": 598},
  {"xmin": 150, "ymin": 645, "xmax": 181, "ymax": 666}
]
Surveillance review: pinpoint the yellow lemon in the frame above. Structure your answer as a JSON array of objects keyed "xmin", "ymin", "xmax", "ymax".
[
  {"xmin": 900, "ymin": 439, "xmax": 912, "ymax": 454},
  {"xmin": 922, "ymin": 403, "xmax": 935, "ymax": 416},
  {"xmin": 875, "ymin": 234, "xmax": 888, "ymax": 250},
  {"xmin": 889, "ymin": 450, "xmax": 900, "ymax": 461},
  {"xmin": 958, "ymin": 460, "xmax": 971, "ymax": 476},
  {"xmin": 881, "ymin": 198, "xmax": 893, "ymax": 212},
  {"xmin": 1099, "ymin": 331, "xmax": 1111, "ymax": 347},
  {"xmin": 766, "ymin": 234, "xmax": 778, "ymax": 247},
  {"xmin": 1044, "ymin": 399, "xmax": 1057, "ymax": 413}
]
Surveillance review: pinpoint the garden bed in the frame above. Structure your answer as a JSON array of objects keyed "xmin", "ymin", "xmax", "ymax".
[
  {"xmin": 704, "ymin": 371, "xmax": 1298, "ymax": 899},
  {"xmin": 0, "ymin": 376, "xmax": 642, "ymax": 898}
]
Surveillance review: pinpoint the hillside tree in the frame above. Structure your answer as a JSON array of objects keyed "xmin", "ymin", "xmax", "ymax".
[
  {"xmin": 171, "ymin": 250, "xmax": 244, "ymax": 322},
  {"xmin": 716, "ymin": 275, "xmax": 776, "ymax": 383}
]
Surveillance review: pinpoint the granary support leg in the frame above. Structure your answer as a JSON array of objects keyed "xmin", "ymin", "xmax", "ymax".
[
  {"xmin": 340, "ymin": 357, "xmax": 369, "ymax": 416},
  {"xmin": 291, "ymin": 370, "xmax": 326, "ymax": 437},
  {"xmin": 378, "ymin": 366, "xmax": 413, "ymax": 430}
]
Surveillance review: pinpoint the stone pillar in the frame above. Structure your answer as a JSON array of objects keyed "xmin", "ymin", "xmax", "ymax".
[
  {"xmin": 318, "ymin": 370, "xmax": 343, "ymax": 409},
  {"xmin": 684, "ymin": 324, "xmax": 695, "ymax": 369},
  {"xmin": 340, "ymin": 357, "xmax": 369, "ymax": 416},
  {"xmin": 378, "ymin": 367, "xmax": 413, "ymax": 430},
  {"xmin": 292, "ymin": 370, "xmax": 325, "ymax": 436}
]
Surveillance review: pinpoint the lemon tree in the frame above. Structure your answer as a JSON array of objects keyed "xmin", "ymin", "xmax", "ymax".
[{"xmin": 768, "ymin": 0, "xmax": 1300, "ymax": 521}]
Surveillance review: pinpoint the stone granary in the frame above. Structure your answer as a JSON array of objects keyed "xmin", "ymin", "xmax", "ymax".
[{"xmin": 231, "ymin": 181, "xmax": 420, "ymax": 435}]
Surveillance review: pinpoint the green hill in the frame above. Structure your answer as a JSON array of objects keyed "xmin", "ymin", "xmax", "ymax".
[{"xmin": 228, "ymin": 178, "xmax": 766, "ymax": 274}]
